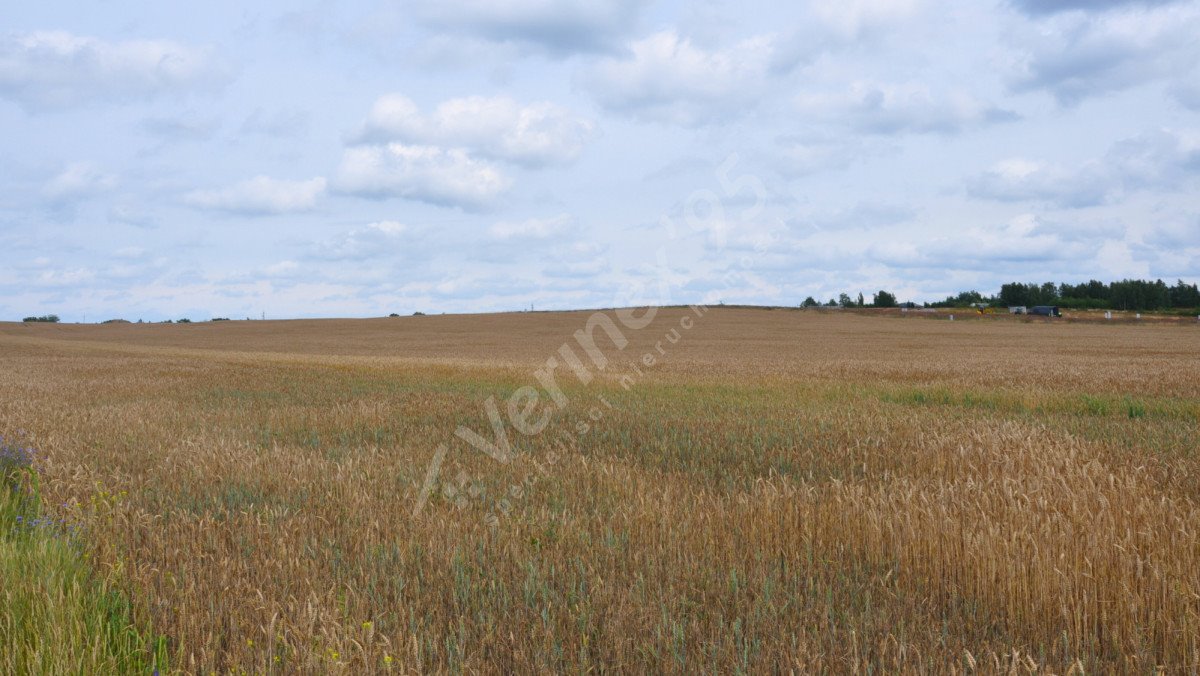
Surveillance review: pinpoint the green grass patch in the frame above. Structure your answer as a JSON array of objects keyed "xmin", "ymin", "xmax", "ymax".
[
  {"xmin": 1, "ymin": 451, "xmax": 170, "ymax": 674},
  {"xmin": 879, "ymin": 386, "xmax": 1197, "ymax": 423},
  {"xmin": 1123, "ymin": 397, "xmax": 1147, "ymax": 419}
]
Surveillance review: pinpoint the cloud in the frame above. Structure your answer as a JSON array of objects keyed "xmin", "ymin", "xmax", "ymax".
[
  {"xmin": 1093, "ymin": 240, "xmax": 1151, "ymax": 278},
  {"xmin": 1008, "ymin": 6, "xmax": 1200, "ymax": 105},
  {"xmin": 0, "ymin": 31, "xmax": 226, "ymax": 111},
  {"xmin": 966, "ymin": 129, "xmax": 1200, "ymax": 207},
  {"xmin": 1009, "ymin": 0, "xmax": 1181, "ymax": 16},
  {"xmin": 263, "ymin": 261, "xmax": 300, "ymax": 277},
  {"xmin": 795, "ymin": 83, "xmax": 1019, "ymax": 135},
  {"xmin": 354, "ymin": 95, "xmax": 594, "ymax": 167},
  {"xmin": 1105, "ymin": 127, "xmax": 1200, "ymax": 189},
  {"xmin": 1142, "ymin": 217, "xmax": 1200, "ymax": 249},
  {"xmin": 490, "ymin": 213, "xmax": 572, "ymax": 239},
  {"xmin": 771, "ymin": 135, "xmax": 877, "ymax": 176},
  {"xmin": 184, "ymin": 176, "xmax": 326, "ymax": 215},
  {"xmin": 340, "ymin": 94, "xmax": 579, "ymax": 209},
  {"xmin": 584, "ymin": 30, "xmax": 777, "ymax": 125},
  {"xmin": 540, "ymin": 240, "xmax": 610, "ymax": 278},
  {"xmin": 312, "ymin": 221, "xmax": 412, "ymax": 261},
  {"xmin": 790, "ymin": 202, "xmax": 917, "ymax": 233},
  {"xmin": 41, "ymin": 162, "xmax": 117, "ymax": 202},
  {"xmin": 404, "ymin": 0, "xmax": 646, "ymax": 55},
  {"xmin": 42, "ymin": 268, "xmax": 100, "ymax": 289},
  {"xmin": 333, "ymin": 143, "xmax": 510, "ymax": 209},
  {"xmin": 869, "ymin": 214, "xmax": 1099, "ymax": 269},
  {"xmin": 966, "ymin": 158, "xmax": 1108, "ymax": 208},
  {"xmin": 107, "ymin": 201, "xmax": 156, "ymax": 228}
]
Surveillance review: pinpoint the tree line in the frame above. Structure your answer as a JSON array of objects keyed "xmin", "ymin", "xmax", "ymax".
[
  {"xmin": 801, "ymin": 279, "xmax": 1199, "ymax": 311},
  {"xmin": 984, "ymin": 279, "xmax": 1198, "ymax": 311},
  {"xmin": 801, "ymin": 291, "xmax": 899, "ymax": 308}
]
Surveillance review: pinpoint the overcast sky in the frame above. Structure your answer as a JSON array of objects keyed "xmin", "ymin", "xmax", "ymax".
[{"xmin": 2, "ymin": 0, "xmax": 1198, "ymax": 321}]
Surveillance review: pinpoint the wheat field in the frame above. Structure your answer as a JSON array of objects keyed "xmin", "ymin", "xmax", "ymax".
[{"xmin": 1, "ymin": 308, "xmax": 1198, "ymax": 673}]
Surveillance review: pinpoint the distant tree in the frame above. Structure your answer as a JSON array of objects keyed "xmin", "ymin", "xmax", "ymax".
[
  {"xmin": 826, "ymin": 298, "xmax": 838, "ymax": 307},
  {"xmin": 856, "ymin": 292, "xmax": 865, "ymax": 307},
  {"xmin": 1111, "ymin": 279, "xmax": 1171, "ymax": 311},
  {"xmin": 1000, "ymin": 281, "xmax": 1061, "ymax": 306},
  {"xmin": 959, "ymin": 290, "xmax": 984, "ymax": 305},
  {"xmin": 388, "ymin": 313, "xmax": 400, "ymax": 317},
  {"xmin": 873, "ymin": 290, "xmax": 897, "ymax": 308},
  {"xmin": 1087, "ymin": 280, "xmax": 1109, "ymax": 299},
  {"xmin": 999, "ymin": 283, "xmax": 1030, "ymax": 307},
  {"xmin": 838, "ymin": 293, "xmax": 853, "ymax": 307},
  {"xmin": 211, "ymin": 317, "xmax": 230, "ymax": 322},
  {"xmin": 22, "ymin": 314, "xmax": 60, "ymax": 323},
  {"xmin": 177, "ymin": 318, "xmax": 191, "ymax": 323},
  {"xmin": 988, "ymin": 278, "xmax": 1200, "ymax": 311},
  {"xmin": 1170, "ymin": 279, "xmax": 1200, "ymax": 308},
  {"xmin": 929, "ymin": 290, "xmax": 986, "ymax": 308},
  {"xmin": 1038, "ymin": 282, "xmax": 1059, "ymax": 304},
  {"xmin": 413, "ymin": 311, "xmax": 426, "ymax": 316},
  {"xmin": 801, "ymin": 296, "xmax": 819, "ymax": 307}
]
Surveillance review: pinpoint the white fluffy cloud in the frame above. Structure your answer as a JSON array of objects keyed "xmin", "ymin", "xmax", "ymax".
[
  {"xmin": 355, "ymin": 95, "xmax": 594, "ymax": 167},
  {"xmin": 584, "ymin": 30, "xmax": 777, "ymax": 125},
  {"xmin": 795, "ymin": 83, "xmax": 1018, "ymax": 135},
  {"xmin": 334, "ymin": 144, "xmax": 510, "ymax": 209},
  {"xmin": 185, "ymin": 176, "xmax": 326, "ymax": 215},
  {"xmin": 0, "ymin": 31, "xmax": 225, "ymax": 110}
]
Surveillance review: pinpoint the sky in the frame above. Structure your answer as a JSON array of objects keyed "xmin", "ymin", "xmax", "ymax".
[{"xmin": 1, "ymin": 0, "xmax": 1198, "ymax": 321}]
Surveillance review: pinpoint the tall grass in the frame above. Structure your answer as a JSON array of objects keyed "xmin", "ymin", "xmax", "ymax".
[{"xmin": 1, "ymin": 437, "xmax": 167, "ymax": 675}]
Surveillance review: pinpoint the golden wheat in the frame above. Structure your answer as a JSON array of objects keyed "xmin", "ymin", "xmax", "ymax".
[{"xmin": 1, "ymin": 309, "xmax": 1197, "ymax": 672}]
